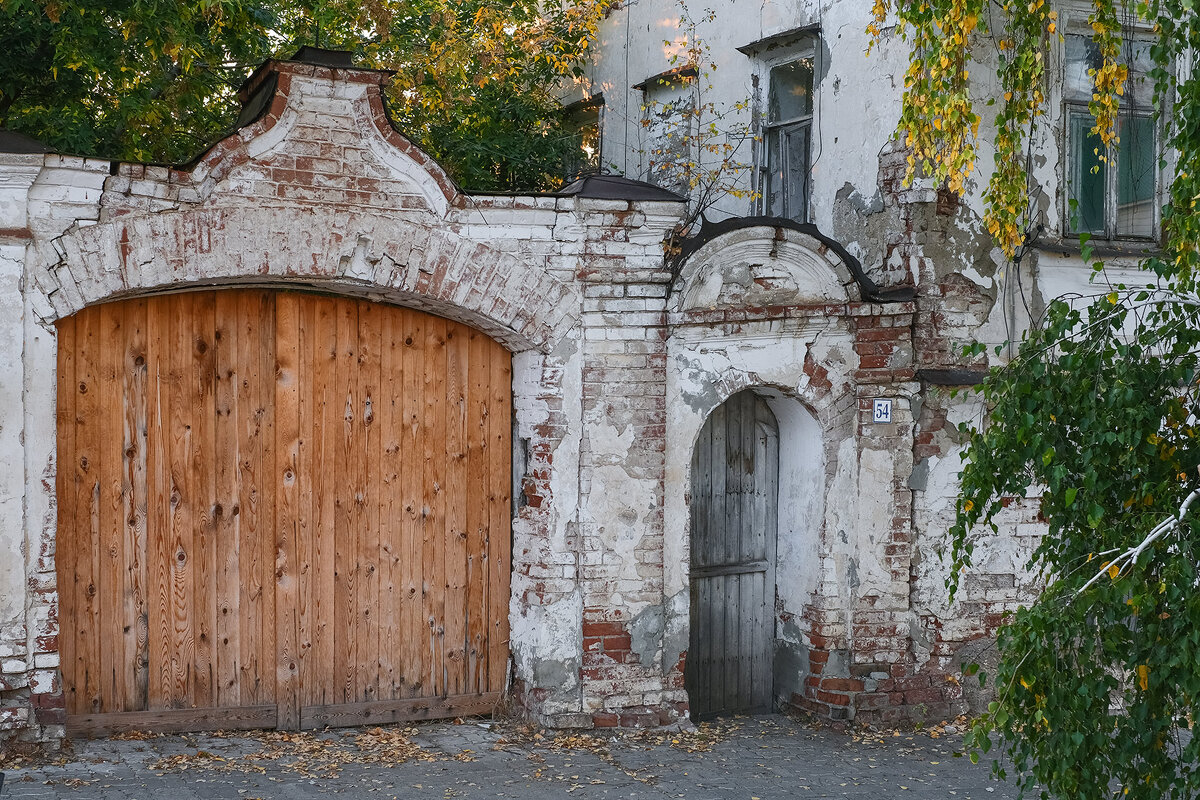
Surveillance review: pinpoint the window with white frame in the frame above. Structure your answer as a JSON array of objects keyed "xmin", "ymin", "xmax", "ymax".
[
  {"xmin": 1063, "ymin": 34, "xmax": 1158, "ymax": 240},
  {"xmin": 761, "ymin": 55, "xmax": 814, "ymax": 221}
]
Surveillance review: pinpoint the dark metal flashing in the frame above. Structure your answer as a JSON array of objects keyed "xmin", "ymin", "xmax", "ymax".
[
  {"xmin": 562, "ymin": 94, "xmax": 604, "ymax": 115},
  {"xmin": 0, "ymin": 129, "xmax": 50, "ymax": 154},
  {"xmin": 917, "ymin": 368, "xmax": 989, "ymax": 386},
  {"xmin": 234, "ymin": 72, "xmax": 278, "ymax": 131},
  {"xmin": 290, "ymin": 46, "xmax": 356, "ymax": 68},
  {"xmin": 556, "ymin": 174, "xmax": 687, "ymax": 202},
  {"xmin": 736, "ymin": 23, "xmax": 821, "ymax": 56},
  {"xmin": 633, "ymin": 64, "xmax": 698, "ymax": 91},
  {"xmin": 674, "ymin": 216, "xmax": 916, "ymax": 303}
]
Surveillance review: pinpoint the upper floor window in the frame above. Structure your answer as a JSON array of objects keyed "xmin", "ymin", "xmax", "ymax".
[
  {"xmin": 1064, "ymin": 34, "xmax": 1158, "ymax": 241},
  {"xmin": 761, "ymin": 56, "xmax": 814, "ymax": 222},
  {"xmin": 563, "ymin": 96, "xmax": 603, "ymax": 180}
]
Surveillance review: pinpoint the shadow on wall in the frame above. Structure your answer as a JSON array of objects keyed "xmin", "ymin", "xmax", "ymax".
[{"xmin": 759, "ymin": 389, "xmax": 825, "ymax": 707}]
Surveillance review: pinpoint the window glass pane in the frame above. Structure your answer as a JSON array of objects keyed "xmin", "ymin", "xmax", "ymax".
[
  {"xmin": 1122, "ymin": 40, "xmax": 1154, "ymax": 108},
  {"xmin": 1116, "ymin": 114, "xmax": 1156, "ymax": 238},
  {"xmin": 1065, "ymin": 35, "xmax": 1101, "ymax": 102},
  {"xmin": 564, "ymin": 109, "xmax": 600, "ymax": 179},
  {"xmin": 1066, "ymin": 35, "xmax": 1153, "ymax": 106},
  {"xmin": 784, "ymin": 124, "xmax": 810, "ymax": 221},
  {"xmin": 1067, "ymin": 111, "xmax": 1106, "ymax": 235},
  {"xmin": 768, "ymin": 59, "xmax": 813, "ymax": 123},
  {"xmin": 765, "ymin": 128, "xmax": 783, "ymax": 216}
]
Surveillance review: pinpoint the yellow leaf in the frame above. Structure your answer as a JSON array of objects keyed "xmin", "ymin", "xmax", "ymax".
[
  {"xmin": 1137, "ymin": 664, "xmax": 1149, "ymax": 691},
  {"xmin": 1108, "ymin": 563, "xmax": 1120, "ymax": 580}
]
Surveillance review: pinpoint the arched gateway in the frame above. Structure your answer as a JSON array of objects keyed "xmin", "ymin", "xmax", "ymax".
[{"xmin": 56, "ymin": 289, "xmax": 512, "ymax": 733}]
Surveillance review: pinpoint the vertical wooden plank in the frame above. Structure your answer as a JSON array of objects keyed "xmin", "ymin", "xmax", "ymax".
[
  {"xmin": 274, "ymin": 292, "xmax": 302, "ymax": 730},
  {"xmin": 727, "ymin": 398, "xmax": 745, "ymax": 714},
  {"xmin": 708, "ymin": 410, "xmax": 725, "ymax": 713},
  {"xmin": 122, "ymin": 299, "xmax": 150, "ymax": 711},
  {"xmin": 212, "ymin": 292, "xmax": 240, "ymax": 708},
  {"xmin": 464, "ymin": 330, "xmax": 488, "ymax": 694},
  {"xmin": 738, "ymin": 569, "xmax": 753, "ymax": 712},
  {"xmin": 423, "ymin": 316, "xmax": 447, "ymax": 696},
  {"xmin": 95, "ymin": 303, "xmax": 124, "ymax": 713},
  {"xmin": 700, "ymin": 578, "xmax": 705, "ymax": 714},
  {"xmin": 486, "ymin": 343, "xmax": 512, "ymax": 693},
  {"xmin": 378, "ymin": 307, "xmax": 402, "ymax": 700},
  {"xmin": 165, "ymin": 293, "xmax": 195, "ymax": 709},
  {"xmin": 293, "ymin": 295, "xmax": 315, "ymax": 715},
  {"xmin": 750, "ymin": 408, "xmax": 766, "ymax": 713},
  {"xmin": 146, "ymin": 298, "xmax": 172, "ymax": 710},
  {"xmin": 309, "ymin": 296, "xmax": 338, "ymax": 707},
  {"xmin": 692, "ymin": 415, "xmax": 711, "ymax": 570},
  {"xmin": 443, "ymin": 322, "xmax": 469, "ymax": 697},
  {"xmin": 740, "ymin": 395, "xmax": 756, "ymax": 712},
  {"xmin": 88, "ymin": 304, "xmax": 119, "ymax": 713},
  {"xmin": 708, "ymin": 403, "xmax": 726, "ymax": 570},
  {"xmin": 256, "ymin": 291, "xmax": 279, "ymax": 711},
  {"xmin": 74, "ymin": 307, "xmax": 103, "ymax": 713},
  {"xmin": 399, "ymin": 310, "xmax": 425, "ymax": 697},
  {"xmin": 55, "ymin": 316, "xmax": 78, "ymax": 713},
  {"xmin": 191, "ymin": 292, "xmax": 218, "ymax": 711},
  {"xmin": 724, "ymin": 395, "xmax": 742, "ymax": 567},
  {"xmin": 356, "ymin": 298, "xmax": 381, "ymax": 704},
  {"xmin": 334, "ymin": 297, "xmax": 358, "ymax": 704},
  {"xmin": 234, "ymin": 291, "xmax": 259, "ymax": 705}
]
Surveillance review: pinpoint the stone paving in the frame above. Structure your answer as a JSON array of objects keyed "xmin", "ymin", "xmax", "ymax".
[{"xmin": 0, "ymin": 714, "xmax": 1020, "ymax": 799}]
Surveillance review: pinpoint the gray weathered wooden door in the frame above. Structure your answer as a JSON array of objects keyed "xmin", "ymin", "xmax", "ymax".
[{"xmin": 686, "ymin": 391, "xmax": 778, "ymax": 718}]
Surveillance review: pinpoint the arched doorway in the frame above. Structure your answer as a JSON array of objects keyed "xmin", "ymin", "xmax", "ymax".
[
  {"xmin": 55, "ymin": 288, "xmax": 512, "ymax": 734},
  {"xmin": 686, "ymin": 390, "xmax": 779, "ymax": 718}
]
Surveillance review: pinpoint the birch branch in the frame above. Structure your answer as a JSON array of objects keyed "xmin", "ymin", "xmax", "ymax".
[{"xmin": 1077, "ymin": 484, "xmax": 1200, "ymax": 596}]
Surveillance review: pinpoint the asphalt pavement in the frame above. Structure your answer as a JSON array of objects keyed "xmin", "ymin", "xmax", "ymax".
[{"xmin": 0, "ymin": 714, "xmax": 1020, "ymax": 799}]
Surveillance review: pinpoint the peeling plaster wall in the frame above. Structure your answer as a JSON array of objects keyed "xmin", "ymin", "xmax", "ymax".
[
  {"xmin": 574, "ymin": 0, "xmax": 1125, "ymax": 727},
  {"xmin": 2, "ymin": 0, "xmax": 1137, "ymax": 740},
  {"xmin": 0, "ymin": 57, "xmax": 696, "ymax": 743},
  {"xmin": 581, "ymin": 0, "xmax": 913, "ymax": 228}
]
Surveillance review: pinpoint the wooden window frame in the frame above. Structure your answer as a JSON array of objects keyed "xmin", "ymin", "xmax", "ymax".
[
  {"xmin": 756, "ymin": 43, "xmax": 818, "ymax": 223},
  {"xmin": 1061, "ymin": 31, "xmax": 1163, "ymax": 244}
]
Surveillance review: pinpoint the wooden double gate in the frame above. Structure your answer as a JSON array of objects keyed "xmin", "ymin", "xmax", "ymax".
[{"xmin": 55, "ymin": 289, "xmax": 512, "ymax": 735}]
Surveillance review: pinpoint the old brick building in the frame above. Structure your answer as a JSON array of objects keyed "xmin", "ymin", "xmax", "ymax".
[{"xmin": 0, "ymin": 0, "xmax": 1152, "ymax": 745}]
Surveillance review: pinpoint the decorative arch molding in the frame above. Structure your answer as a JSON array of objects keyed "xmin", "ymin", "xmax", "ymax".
[
  {"xmin": 669, "ymin": 218, "xmax": 918, "ymax": 316},
  {"xmin": 33, "ymin": 204, "xmax": 579, "ymax": 353},
  {"xmin": 670, "ymin": 225, "xmax": 861, "ymax": 313}
]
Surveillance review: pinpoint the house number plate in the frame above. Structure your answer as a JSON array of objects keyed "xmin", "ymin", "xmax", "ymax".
[{"xmin": 872, "ymin": 398, "xmax": 893, "ymax": 423}]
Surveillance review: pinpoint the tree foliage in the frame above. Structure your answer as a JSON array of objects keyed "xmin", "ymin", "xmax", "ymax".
[
  {"xmin": 0, "ymin": 0, "xmax": 609, "ymax": 191},
  {"xmin": 872, "ymin": 0, "xmax": 1200, "ymax": 797}
]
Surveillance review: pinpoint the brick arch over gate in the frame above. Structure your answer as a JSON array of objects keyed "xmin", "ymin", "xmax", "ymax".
[{"xmin": 31, "ymin": 207, "xmax": 579, "ymax": 353}]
